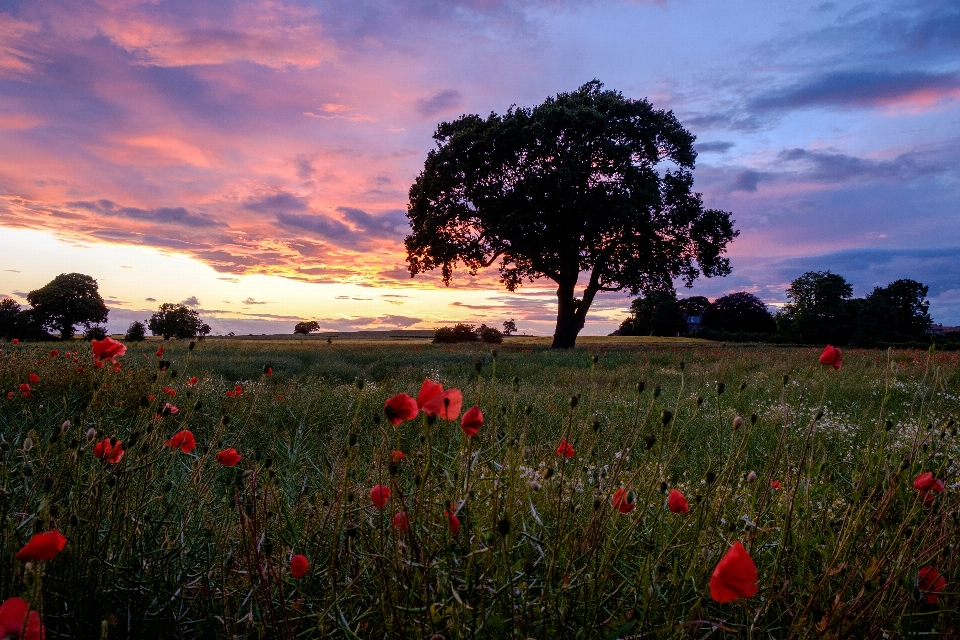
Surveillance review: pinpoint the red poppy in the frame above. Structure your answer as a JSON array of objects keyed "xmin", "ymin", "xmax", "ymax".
[
  {"xmin": 276, "ymin": 394, "xmax": 283, "ymax": 400},
  {"xmin": 391, "ymin": 450, "xmax": 405, "ymax": 462},
  {"xmin": 94, "ymin": 360, "xmax": 104, "ymax": 369},
  {"xmin": 771, "ymin": 480, "xmax": 782, "ymax": 490},
  {"xmin": 819, "ymin": 345, "xmax": 842, "ymax": 371},
  {"xmin": 460, "ymin": 405, "xmax": 484, "ymax": 438},
  {"xmin": 370, "ymin": 484, "xmax": 391, "ymax": 509},
  {"xmin": 556, "ymin": 440, "xmax": 575, "ymax": 459},
  {"xmin": 216, "ymin": 448, "xmax": 242, "ymax": 467},
  {"xmin": 155, "ymin": 346, "xmax": 164, "ymax": 357},
  {"xmin": 225, "ymin": 391, "xmax": 233, "ymax": 397},
  {"xmin": 416, "ymin": 378, "xmax": 443, "ymax": 408},
  {"xmin": 918, "ymin": 565, "xmax": 947, "ymax": 603},
  {"xmin": 93, "ymin": 438, "xmax": 124, "ymax": 464},
  {"xmin": 92, "ymin": 336, "xmax": 126, "ymax": 362},
  {"xmin": 914, "ymin": 472, "xmax": 946, "ymax": 507},
  {"xmin": 161, "ymin": 386, "xmax": 176, "ymax": 397},
  {"xmin": 444, "ymin": 510, "xmax": 460, "ymax": 536},
  {"xmin": 16, "ymin": 530, "xmax": 67, "ymax": 561},
  {"xmin": 165, "ymin": 430, "xmax": 197, "ymax": 454},
  {"xmin": 164, "ymin": 403, "xmax": 180, "ymax": 415},
  {"xmin": 290, "ymin": 554, "xmax": 308, "ymax": 578},
  {"xmin": 265, "ymin": 367, "xmax": 273, "ymax": 376},
  {"xmin": 234, "ymin": 385, "xmax": 243, "ymax": 396},
  {"xmin": 19, "ymin": 384, "xmax": 31, "ymax": 397},
  {"xmin": 28, "ymin": 373, "xmax": 39, "ymax": 384},
  {"xmin": 187, "ymin": 377, "xmax": 198, "ymax": 386},
  {"xmin": 612, "ymin": 488, "xmax": 636, "ymax": 514},
  {"xmin": 392, "ymin": 511, "xmax": 410, "ymax": 531},
  {"xmin": 11, "ymin": 339, "xmax": 18, "ymax": 345},
  {"xmin": 5, "ymin": 392, "xmax": 12, "ymax": 400},
  {"xmin": 0, "ymin": 597, "xmax": 44, "ymax": 640},
  {"xmin": 49, "ymin": 350, "xmax": 59, "ymax": 357},
  {"xmin": 423, "ymin": 389, "xmax": 463, "ymax": 421},
  {"xmin": 147, "ymin": 394, "xmax": 156, "ymax": 402},
  {"xmin": 668, "ymin": 489, "xmax": 689, "ymax": 514},
  {"xmin": 710, "ymin": 541, "xmax": 758, "ymax": 603},
  {"xmin": 384, "ymin": 393, "xmax": 419, "ymax": 426}
]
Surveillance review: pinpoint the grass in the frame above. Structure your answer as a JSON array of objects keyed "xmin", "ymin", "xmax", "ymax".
[{"xmin": 0, "ymin": 338, "xmax": 958, "ymax": 638}]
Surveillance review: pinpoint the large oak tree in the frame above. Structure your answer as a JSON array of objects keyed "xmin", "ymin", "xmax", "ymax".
[{"xmin": 405, "ymin": 81, "xmax": 737, "ymax": 348}]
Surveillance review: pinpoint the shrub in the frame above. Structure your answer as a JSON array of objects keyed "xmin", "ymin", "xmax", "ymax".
[
  {"xmin": 477, "ymin": 324, "xmax": 503, "ymax": 344},
  {"xmin": 83, "ymin": 325, "xmax": 108, "ymax": 340},
  {"xmin": 433, "ymin": 323, "xmax": 479, "ymax": 343},
  {"xmin": 125, "ymin": 321, "xmax": 147, "ymax": 342}
]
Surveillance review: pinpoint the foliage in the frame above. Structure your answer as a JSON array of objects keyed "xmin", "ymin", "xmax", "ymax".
[
  {"xmin": 775, "ymin": 271, "xmax": 855, "ymax": 344},
  {"xmin": 855, "ymin": 279, "xmax": 932, "ymax": 344},
  {"xmin": 405, "ymin": 80, "xmax": 737, "ymax": 348},
  {"xmin": 147, "ymin": 303, "xmax": 204, "ymax": 340},
  {"xmin": 82, "ymin": 325, "xmax": 107, "ymax": 341},
  {"xmin": 0, "ymin": 340, "xmax": 958, "ymax": 637},
  {"xmin": 702, "ymin": 291, "xmax": 776, "ymax": 333},
  {"xmin": 623, "ymin": 291, "xmax": 687, "ymax": 336},
  {"xmin": 0, "ymin": 299, "xmax": 24, "ymax": 341},
  {"xmin": 26, "ymin": 273, "xmax": 108, "ymax": 340},
  {"xmin": 124, "ymin": 321, "xmax": 147, "ymax": 342},
  {"xmin": 434, "ymin": 324, "xmax": 480, "ymax": 343},
  {"xmin": 293, "ymin": 321, "xmax": 320, "ymax": 335},
  {"xmin": 477, "ymin": 324, "xmax": 503, "ymax": 344},
  {"xmin": 677, "ymin": 295, "xmax": 710, "ymax": 317},
  {"xmin": 502, "ymin": 319, "xmax": 517, "ymax": 336}
]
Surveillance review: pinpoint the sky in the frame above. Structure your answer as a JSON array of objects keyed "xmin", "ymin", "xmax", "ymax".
[{"xmin": 1, "ymin": 0, "xmax": 958, "ymax": 336}]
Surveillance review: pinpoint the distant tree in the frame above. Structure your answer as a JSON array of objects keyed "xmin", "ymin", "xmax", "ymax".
[
  {"xmin": 0, "ymin": 299, "xmax": 24, "ymax": 341},
  {"xmin": 198, "ymin": 323, "xmax": 211, "ymax": 340},
  {"xmin": 610, "ymin": 317, "xmax": 638, "ymax": 336},
  {"xmin": 630, "ymin": 291, "xmax": 687, "ymax": 336},
  {"xmin": 27, "ymin": 273, "xmax": 109, "ymax": 340},
  {"xmin": 776, "ymin": 271, "xmax": 854, "ymax": 344},
  {"xmin": 677, "ymin": 296, "xmax": 710, "ymax": 318},
  {"xmin": 433, "ymin": 324, "xmax": 480, "ymax": 343},
  {"xmin": 148, "ymin": 303, "xmax": 203, "ymax": 340},
  {"xmin": 84, "ymin": 325, "xmax": 108, "ymax": 341},
  {"xmin": 859, "ymin": 279, "xmax": 932, "ymax": 343},
  {"xmin": 294, "ymin": 320, "xmax": 320, "ymax": 335},
  {"xmin": 405, "ymin": 80, "xmax": 737, "ymax": 349},
  {"xmin": 502, "ymin": 319, "xmax": 517, "ymax": 336},
  {"xmin": 477, "ymin": 324, "xmax": 504, "ymax": 344},
  {"xmin": 125, "ymin": 321, "xmax": 147, "ymax": 342},
  {"xmin": 702, "ymin": 292, "xmax": 776, "ymax": 333}
]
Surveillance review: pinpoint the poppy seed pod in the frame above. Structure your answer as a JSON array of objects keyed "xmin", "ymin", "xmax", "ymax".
[
  {"xmin": 592, "ymin": 420, "xmax": 601, "ymax": 432},
  {"xmin": 645, "ymin": 434, "xmax": 657, "ymax": 450},
  {"xmin": 653, "ymin": 385, "xmax": 661, "ymax": 398},
  {"xmin": 705, "ymin": 471, "xmax": 716, "ymax": 484},
  {"xmin": 497, "ymin": 519, "xmax": 511, "ymax": 536},
  {"xmin": 733, "ymin": 416, "xmax": 743, "ymax": 430},
  {"xmin": 636, "ymin": 381, "xmax": 645, "ymax": 393},
  {"xmin": 716, "ymin": 382, "xmax": 725, "ymax": 395},
  {"xmin": 782, "ymin": 374, "xmax": 789, "ymax": 386},
  {"xmin": 679, "ymin": 361, "xmax": 685, "ymax": 371},
  {"xmin": 660, "ymin": 410, "xmax": 673, "ymax": 425},
  {"xmin": 525, "ymin": 405, "xmax": 532, "ymax": 415},
  {"xmin": 569, "ymin": 395, "xmax": 578, "ymax": 409},
  {"xmin": 750, "ymin": 413, "xmax": 758, "ymax": 425},
  {"xmin": 22, "ymin": 462, "xmax": 33, "ymax": 476}
]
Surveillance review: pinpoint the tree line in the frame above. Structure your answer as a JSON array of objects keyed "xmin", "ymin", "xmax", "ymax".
[
  {"xmin": 0, "ymin": 273, "xmax": 210, "ymax": 342},
  {"xmin": 614, "ymin": 270, "xmax": 954, "ymax": 348}
]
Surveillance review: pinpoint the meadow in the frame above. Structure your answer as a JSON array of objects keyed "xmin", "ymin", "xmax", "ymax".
[{"xmin": 0, "ymin": 336, "xmax": 958, "ymax": 638}]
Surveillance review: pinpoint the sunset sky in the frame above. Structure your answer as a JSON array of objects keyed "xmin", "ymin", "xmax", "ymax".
[{"xmin": 1, "ymin": 0, "xmax": 958, "ymax": 336}]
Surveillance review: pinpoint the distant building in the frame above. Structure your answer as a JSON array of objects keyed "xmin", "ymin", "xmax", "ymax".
[
  {"xmin": 928, "ymin": 324, "xmax": 960, "ymax": 335},
  {"xmin": 684, "ymin": 315, "xmax": 702, "ymax": 334}
]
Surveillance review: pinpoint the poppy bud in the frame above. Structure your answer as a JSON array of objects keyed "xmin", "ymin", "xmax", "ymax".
[
  {"xmin": 244, "ymin": 501, "xmax": 254, "ymax": 517},
  {"xmin": 106, "ymin": 475, "xmax": 116, "ymax": 486},
  {"xmin": 474, "ymin": 360, "xmax": 483, "ymax": 373},
  {"xmin": 414, "ymin": 474, "xmax": 422, "ymax": 486},
  {"xmin": 49, "ymin": 504, "xmax": 59, "ymax": 517},
  {"xmin": 545, "ymin": 467, "xmax": 554, "ymax": 479},
  {"xmin": 170, "ymin": 370, "xmax": 178, "ymax": 379},
  {"xmin": 426, "ymin": 414, "xmax": 437, "ymax": 426},
  {"xmin": 159, "ymin": 360, "xmax": 170, "ymax": 370},
  {"xmin": 262, "ymin": 539, "xmax": 274, "ymax": 556},
  {"xmin": 151, "ymin": 374, "xmax": 158, "ymax": 382},
  {"xmin": 355, "ymin": 378, "xmax": 364, "ymax": 391},
  {"xmin": 497, "ymin": 519, "xmax": 511, "ymax": 536},
  {"xmin": 22, "ymin": 461, "xmax": 33, "ymax": 476},
  {"xmin": 569, "ymin": 395, "xmax": 578, "ymax": 409},
  {"xmin": 733, "ymin": 416, "xmax": 743, "ymax": 430},
  {"xmin": 705, "ymin": 471, "xmax": 716, "ymax": 484},
  {"xmin": 593, "ymin": 499, "xmax": 601, "ymax": 511},
  {"xmin": 70, "ymin": 514, "xmax": 79, "ymax": 526},
  {"xmin": 164, "ymin": 481, "xmax": 173, "ymax": 492},
  {"xmin": 388, "ymin": 462, "xmax": 398, "ymax": 476},
  {"xmin": 525, "ymin": 405, "xmax": 532, "ymax": 415},
  {"xmin": 372, "ymin": 413, "xmax": 381, "ymax": 425},
  {"xmin": 592, "ymin": 420, "xmax": 601, "ymax": 432},
  {"xmin": 23, "ymin": 437, "xmax": 34, "ymax": 452},
  {"xmin": 513, "ymin": 376, "xmax": 520, "ymax": 391},
  {"xmin": 188, "ymin": 341, "xmax": 195, "ymax": 350},
  {"xmin": 43, "ymin": 476, "xmax": 54, "ymax": 491},
  {"xmin": 782, "ymin": 374, "xmax": 789, "ymax": 386},
  {"xmin": 221, "ymin": 416, "xmax": 230, "ymax": 425},
  {"xmin": 346, "ymin": 522, "xmax": 358, "ymax": 538},
  {"xmin": 747, "ymin": 471, "xmax": 757, "ymax": 483},
  {"xmin": 697, "ymin": 396, "xmax": 704, "ymax": 406},
  {"xmin": 49, "ymin": 432, "xmax": 59, "ymax": 444},
  {"xmin": 750, "ymin": 413, "xmax": 758, "ymax": 424},
  {"xmin": 419, "ymin": 434, "xmax": 426, "ymax": 444},
  {"xmin": 61, "ymin": 420, "xmax": 71, "ymax": 433},
  {"xmin": 636, "ymin": 381, "xmax": 645, "ymax": 393},
  {"xmin": 653, "ymin": 385, "xmax": 661, "ymax": 398},
  {"xmin": 660, "ymin": 410, "xmax": 672, "ymax": 425},
  {"xmin": 264, "ymin": 457, "xmax": 273, "ymax": 468},
  {"xmin": 523, "ymin": 561, "xmax": 534, "ymax": 575},
  {"xmin": 140, "ymin": 396, "xmax": 150, "ymax": 407},
  {"xmin": 645, "ymin": 434, "xmax": 656, "ymax": 450},
  {"xmin": 491, "ymin": 349, "xmax": 497, "ymax": 360},
  {"xmin": 69, "ymin": 438, "xmax": 78, "ymax": 449},
  {"xmin": 659, "ymin": 481, "xmax": 667, "ymax": 493},
  {"xmin": 716, "ymin": 382, "xmax": 725, "ymax": 395},
  {"xmin": 679, "ymin": 361, "xmax": 685, "ymax": 371},
  {"xmin": 348, "ymin": 433, "xmax": 357, "ymax": 446}
]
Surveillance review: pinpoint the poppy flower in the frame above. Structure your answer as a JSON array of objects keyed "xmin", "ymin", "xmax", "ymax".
[
  {"xmin": 384, "ymin": 393, "xmax": 419, "ymax": 426},
  {"xmin": 668, "ymin": 489, "xmax": 689, "ymax": 514},
  {"xmin": 460, "ymin": 405, "xmax": 484, "ymax": 438},
  {"xmin": 225, "ymin": 391, "xmax": 233, "ymax": 397},
  {"xmin": 19, "ymin": 384, "xmax": 31, "ymax": 397},
  {"xmin": 819, "ymin": 345, "xmax": 842, "ymax": 371},
  {"xmin": 28, "ymin": 373, "xmax": 39, "ymax": 384},
  {"xmin": 918, "ymin": 565, "xmax": 947, "ymax": 603},
  {"xmin": 94, "ymin": 360, "xmax": 104, "ymax": 369},
  {"xmin": 11, "ymin": 339, "xmax": 17, "ymax": 345},
  {"xmin": 162, "ymin": 386, "xmax": 176, "ymax": 397},
  {"xmin": 370, "ymin": 484, "xmax": 391, "ymax": 509},
  {"xmin": 771, "ymin": 480, "xmax": 782, "ymax": 490},
  {"xmin": 16, "ymin": 530, "xmax": 67, "ymax": 561},
  {"xmin": 92, "ymin": 336, "xmax": 126, "ymax": 362},
  {"xmin": 5, "ymin": 392, "xmax": 12, "ymax": 400},
  {"xmin": 0, "ymin": 597, "xmax": 44, "ymax": 640},
  {"xmin": 423, "ymin": 389, "xmax": 463, "ymax": 421},
  {"xmin": 914, "ymin": 472, "xmax": 945, "ymax": 507},
  {"xmin": 709, "ymin": 541, "xmax": 758, "ymax": 603},
  {"xmin": 416, "ymin": 378, "xmax": 443, "ymax": 408},
  {"xmin": 392, "ymin": 511, "xmax": 410, "ymax": 531},
  {"xmin": 612, "ymin": 488, "xmax": 636, "ymax": 514},
  {"xmin": 265, "ymin": 367, "xmax": 273, "ymax": 376},
  {"xmin": 234, "ymin": 385, "xmax": 243, "ymax": 396},
  {"xmin": 290, "ymin": 554, "xmax": 308, "ymax": 578},
  {"xmin": 444, "ymin": 510, "xmax": 460, "ymax": 536},
  {"xmin": 155, "ymin": 346, "xmax": 164, "ymax": 357},
  {"xmin": 187, "ymin": 377, "xmax": 198, "ymax": 386},
  {"xmin": 391, "ymin": 450, "xmax": 405, "ymax": 463},
  {"xmin": 165, "ymin": 430, "xmax": 197, "ymax": 454},
  {"xmin": 93, "ymin": 438, "xmax": 124, "ymax": 464},
  {"xmin": 163, "ymin": 403, "xmax": 179, "ymax": 415},
  {"xmin": 147, "ymin": 394, "xmax": 156, "ymax": 402},
  {"xmin": 556, "ymin": 440, "xmax": 575, "ymax": 459},
  {"xmin": 49, "ymin": 350, "xmax": 59, "ymax": 357},
  {"xmin": 216, "ymin": 448, "xmax": 242, "ymax": 467}
]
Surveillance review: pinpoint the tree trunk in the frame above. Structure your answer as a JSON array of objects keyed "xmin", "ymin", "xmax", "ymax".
[{"xmin": 552, "ymin": 281, "xmax": 582, "ymax": 349}]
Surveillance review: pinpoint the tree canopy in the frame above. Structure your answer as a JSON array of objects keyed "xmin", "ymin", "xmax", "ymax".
[
  {"xmin": 27, "ymin": 273, "xmax": 108, "ymax": 340},
  {"xmin": 702, "ymin": 292, "xmax": 776, "ymax": 333},
  {"xmin": 148, "ymin": 303, "xmax": 204, "ymax": 340},
  {"xmin": 405, "ymin": 80, "xmax": 737, "ymax": 348},
  {"xmin": 775, "ymin": 271, "xmax": 854, "ymax": 344}
]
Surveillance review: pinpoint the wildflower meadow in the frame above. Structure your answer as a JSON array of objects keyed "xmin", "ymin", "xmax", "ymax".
[{"xmin": 0, "ymin": 337, "xmax": 958, "ymax": 638}]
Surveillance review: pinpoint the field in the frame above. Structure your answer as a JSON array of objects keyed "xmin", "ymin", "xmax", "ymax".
[{"xmin": 1, "ymin": 337, "xmax": 958, "ymax": 638}]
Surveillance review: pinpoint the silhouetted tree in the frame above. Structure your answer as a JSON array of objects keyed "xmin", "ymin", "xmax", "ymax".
[
  {"xmin": 858, "ymin": 279, "xmax": 932, "ymax": 343},
  {"xmin": 148, "ymin": 303, "xmax": 203, "ymax": 340},
  {"xmin": 405, "ymin": 80, "xmax": 737, "ymax": 348},
  {"xmin": 776, "ymin": 271, "xmax": 855, "ymax": 344},
  {"xmin": 27, "ymin": 273, "xmax": 108, "ymax": 340},
  {"xmin": 125, "ymin": 321, "xmax": 147, "ymax": 342},
  {"xmin": 703, "ymin": 292, "xmax": 776, "ymax": 333},
  {"xmin": 502, "ymin": 319, "xmax": 517, "ymax": 336},
  {"xmin": 630, "ymin": 291, "xmax": 687, "ymax": 336},
  {"xmin": 677, "ymin": 296, "xmax": 710, "ymax": 318},
  {"xmin": 0, "ymin": 299, "xmax": 24, "ymax": 341},
  {"xmin": 294, "ymin": 321, "xmax": 320, "ymax": 335}
]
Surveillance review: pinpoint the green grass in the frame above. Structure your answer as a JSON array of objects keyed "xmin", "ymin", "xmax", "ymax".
[{"xmin": 1, "ymin": 338, "xmax": 958, "ymax": 638}]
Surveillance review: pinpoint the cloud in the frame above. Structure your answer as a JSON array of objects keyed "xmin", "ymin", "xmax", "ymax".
[
  {"xmin": 752, "ymin": 70, "xmax": 960, "ymax": 111},
  {"xmin": 242, "ymin": 297, "xmax": 268, "ymax": 304},
  {"xmin": 415, "ymin": 89, "xmax": 463, "ymax": 117},
  {"xmin": 145, "ymin": 297, "xmax": 156, "ymax": 302},
  {"xmin": 181, "ymin": 296, "xmax": 200, "ymax": 307},
  {"xmin": 70, "ymin": 200, "xmax": 220, "ymax": 227},
  {"xmin": 695, "ymin": 141, "xmax": 735, "ymax": 154},
  {"xmin": 336, "ymin": 207, "xmax": 409, "ymax": 238},
  {"xmin": 730, "ymin": 170, "xmax": 765, "ymax": 192}
]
